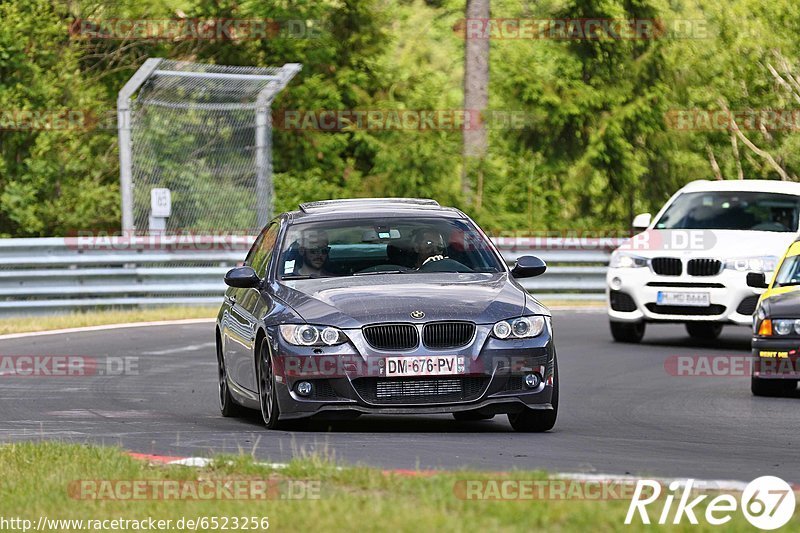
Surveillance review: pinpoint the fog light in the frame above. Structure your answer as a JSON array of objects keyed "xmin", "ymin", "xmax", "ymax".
[
  {"xmin": 610, "ymin": 277, "xmax": 622, "ymax": 290},
  {"xmin": 524, "ymin": 373, "xmax": 542, "ymax": 389},
  {"xmin": 295, "ymin": 381, "xmax": 313, "ymax": 396}
]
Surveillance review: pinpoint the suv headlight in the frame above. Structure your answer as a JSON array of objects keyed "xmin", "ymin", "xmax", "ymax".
[
  {"xmin": 609, "ymin": 253, "xmax": 648, "ymax": 269},
  {"xmin": 723, "ymin": 256, "xmax": 778, "ymax": 273},
  {"xmin": 279, "ymin": 325, "xmax": 348, "ymax": 346},
  {"xmin": 491, "ymin": 316, "xmax": 546, "ymax": 339}
]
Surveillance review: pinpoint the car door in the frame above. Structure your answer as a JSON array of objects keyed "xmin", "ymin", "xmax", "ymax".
[
  {"xmin": 223, "ymin": 227, "xmax": 266, "ymax": 391},
  {"xmin": 227, "ymin": 223, "xmax": 280, "ymax": 391}
]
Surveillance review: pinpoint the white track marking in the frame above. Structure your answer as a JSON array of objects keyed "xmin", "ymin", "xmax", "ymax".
[
  {"xmin": 557, "ymin": 473, "xmax": 758, "ymax": 492},
  {"xmin": 143, "ymin": 342, "xmax": 215, "ymax": 355},
  {"xmin": 149, "ymin": 455, "xmax": 772, "ymax": 489},
  {"xmin": 0, "ymin": 318, "xmax": 216, "ymax": 341}
]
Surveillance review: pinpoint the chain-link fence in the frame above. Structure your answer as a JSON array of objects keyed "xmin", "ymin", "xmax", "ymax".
[{"xmin": 118, "ymin": 59, "xmax": 301, "ymax": 235}]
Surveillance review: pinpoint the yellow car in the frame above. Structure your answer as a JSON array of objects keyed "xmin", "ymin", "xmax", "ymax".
[{"xmin": 749, "ymin": 241, "xmax": 800, "ymax": 396}]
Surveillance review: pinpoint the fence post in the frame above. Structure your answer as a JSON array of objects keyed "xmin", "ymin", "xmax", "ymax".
[
  {"xmin": 255, "ymin": 63, "xmax": 302, "ymax": 229},
  {"xmin": 117, "ymin": 59, "xmax": 163, "ymax": 234}
]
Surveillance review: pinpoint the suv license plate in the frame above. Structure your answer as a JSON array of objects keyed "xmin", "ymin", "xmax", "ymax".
[{"xmin": 656, "ymin": 291, "xmax": 710, "ymax": 307}]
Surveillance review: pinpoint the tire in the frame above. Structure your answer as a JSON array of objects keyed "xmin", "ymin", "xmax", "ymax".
[
  {"xmin": 751, "ymin": 376, "xmax": 797, "ymax": 397},
  {"xmin": 257, "ymin": 338, "xmax": 284, "ymax": 429},
  {"xmin": 453, "ymin": 411, "xmax": 495, "ymax": 421},
  {"xmin": 685, "ymin": 322, "xmax": 723, "ymax": 340},
  {"xmin": 217, "ymin": 337, "xmax": 245, "ymax": 417},
  {"xmin": 610, "ymin": 321, "xmax": 645, "ymax": 343},
  {"xmin": 508, "ymin": 358, "xmax": 559, "ymax": 432}
]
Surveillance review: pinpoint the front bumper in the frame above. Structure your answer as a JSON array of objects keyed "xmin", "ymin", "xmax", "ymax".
[
  {"xmin": 751, "ymin": 337, "xmax": 800, "ymax": 379},
  {"xmin": 268, "ymin": 322, "xmax": 556, "ymax": 420},
  {"xmin": 606, "ymin": 266, "xmax": 762, "ymax": 326}
]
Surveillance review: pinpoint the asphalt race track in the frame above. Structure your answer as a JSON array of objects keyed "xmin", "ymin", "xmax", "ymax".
[{"xmin": 2, "ymin": 310, "xmax": 798, "ymax": 482}]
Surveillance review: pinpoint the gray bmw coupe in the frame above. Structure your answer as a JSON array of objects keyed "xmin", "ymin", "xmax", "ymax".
[{"xmin": 216, "ymin": 198, "xmax": 558, "ymax": 431}]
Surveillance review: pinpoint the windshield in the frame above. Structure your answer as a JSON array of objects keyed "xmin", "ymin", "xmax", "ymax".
[
  {"xmin": 654, "ymin": 191, "xmax": 800, "ymax": 232},
  {"xmin": 774, "ymin": 255, "xmax": 800, "ymax": 287},
  {"xmin": 278, "ymin": 217, "xmax": 504, "ymax": 279}
]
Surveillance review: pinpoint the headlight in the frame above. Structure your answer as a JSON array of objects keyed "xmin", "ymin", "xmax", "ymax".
[
  {"xmin": 609, "ymin": 253, "xmax": 648, "ymax": 269},
  {"xmin": 723, "ymin": 256, "xmax": 779, "ymax": 272},
  {"xmin": 491, "ymin": 316, "xmax": 546, "ymax": 339},
  {"xmin": 758, "ymin": 318, "xmax": 800, "ymax": 336},
  {"xmin": 279, "ymin": 325, "xmax": 348, "ymax": 346},
  {"xmin": 774, "ymin": 319, "xmax": 793, "ymax": 335}
]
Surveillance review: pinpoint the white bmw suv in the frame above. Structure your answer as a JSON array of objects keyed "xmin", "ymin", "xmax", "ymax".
[{"xmin": 607, "ymin": 179, "xmax": 800, "ymax": 342}]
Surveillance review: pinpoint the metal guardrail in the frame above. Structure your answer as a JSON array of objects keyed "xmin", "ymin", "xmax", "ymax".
[{"xmin": 0, "ymin": 236, "xmax": 622, "ymax": 315}]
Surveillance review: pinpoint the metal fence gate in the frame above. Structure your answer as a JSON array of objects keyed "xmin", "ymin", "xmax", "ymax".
[{"xmin": 117, "ymin": 59, "xmax": 301, "ymax": 234}]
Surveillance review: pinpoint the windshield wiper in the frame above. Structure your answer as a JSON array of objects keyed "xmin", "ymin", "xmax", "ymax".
[
  {"xmin": 353, "ymin": 270, "xmax": 405, "ymax": 276},
  {"xmin": 281, "ymin": 275, "xmax": 313, "ymax": 280}
]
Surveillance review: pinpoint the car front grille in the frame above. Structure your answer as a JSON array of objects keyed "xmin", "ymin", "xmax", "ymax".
[
  {"xmin": 422, "ymin": 321, "xmax": 475, "ymax": 349},
  {"xmin": 687, "ymin": 259, "xmax": 722, "ymax": 276},
  {"xmin": 646, "ymin": 282, "xmax": 725, "ymax": 288},
  {"xmin": 362, "ymin": 324, "xmax": 418, "ymax": 350},
  {"xmin": 645, "ymin": 303, "xmax": 725, "ymax": 316},
  {"xmin": 651, "ymin": 257, "xmax": 682, "ymax": 276},
  {"xmin": 353, "ymin": 377, "xmax": 488, "ymax": 404}
]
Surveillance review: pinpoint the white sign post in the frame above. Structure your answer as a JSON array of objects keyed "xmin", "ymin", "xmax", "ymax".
[{"xmin": 149, "ymin": 188, "xmax": 171, "ymax": 233}]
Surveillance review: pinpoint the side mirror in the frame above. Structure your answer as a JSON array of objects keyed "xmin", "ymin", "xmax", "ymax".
[
  {"xmin": 224, "ymin": 266, "xmax": 261, "ymax": 288},
  {"xmin": 511, "ymin": 256, "xmax": 547, "ymax": 278},
  {"xmin": 632, "ymin": 213, "xmax": 652, "ymax": 231},
  {"xmin": 746, "ymin": 272, "xmax": 768, "ymax": 289}
]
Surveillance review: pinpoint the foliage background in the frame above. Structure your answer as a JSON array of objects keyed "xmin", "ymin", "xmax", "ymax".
[{"xmin": 1, "ymin": 0, "xmax": 799, "ymax": 236}]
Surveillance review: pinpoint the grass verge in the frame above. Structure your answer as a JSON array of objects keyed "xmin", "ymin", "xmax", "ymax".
[
  {"xmin": 0, "ymin": 306, "xmax": 217, "ymax": 335},
  {"xmin": 0, "ymin": 442, "xmax": 768, "ymax": 532}
]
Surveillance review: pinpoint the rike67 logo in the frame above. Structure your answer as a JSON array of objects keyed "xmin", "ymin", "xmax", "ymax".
[{"xmin": 625, "ymin": 476, "xmax": 795, "ymax": 529}]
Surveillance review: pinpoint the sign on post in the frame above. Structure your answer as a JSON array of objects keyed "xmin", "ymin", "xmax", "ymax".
[{"xmin": 149, "ymin": 188, "xmax": 171, "ymax": 233}]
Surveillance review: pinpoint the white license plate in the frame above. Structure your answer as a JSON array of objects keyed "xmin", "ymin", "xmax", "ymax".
[
  {"xmin": 656, "ymin": 291, "xmax": 710, "ymax": 307},
  {"xmin": 385, "ymin": 356, "xmax": 465, "ymax": 377}
]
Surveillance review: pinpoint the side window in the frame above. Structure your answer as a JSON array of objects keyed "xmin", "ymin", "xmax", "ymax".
[
  {"xmin": 249, "ymin": 223, "xmax": 280, "ymax": 278},
  {"xmin": 243, "ymin": 228, "xmax": 267, "ymax": 267}
]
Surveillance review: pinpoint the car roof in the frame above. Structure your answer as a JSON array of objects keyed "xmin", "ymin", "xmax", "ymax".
[
  {"xmin": 284, "ymin": 198, "xmax": 466, "ymax": 223},
  {"xmin": 300, "ymin": 198, "xmax": 441, "ymax": 213},
  {"xmin": 679, "ymin": 179, "xmax": 800, "ymax": 195}
]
